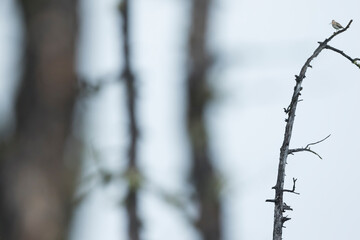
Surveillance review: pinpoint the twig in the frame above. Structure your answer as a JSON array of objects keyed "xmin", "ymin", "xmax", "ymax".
[
  {"xmin": 289, "ymin": 134, "xmax": 331, "ymax": 160},
  {"xmin": 305, "ymin": 134, "xmax": 331, "ymax": 148},
  {"xmin": 289, "ymin": 148, "xmax": 323, "ymax": 159},
  {"xmin": 283, "ymin": 178, "xmax": 299, "ymax": 195}
]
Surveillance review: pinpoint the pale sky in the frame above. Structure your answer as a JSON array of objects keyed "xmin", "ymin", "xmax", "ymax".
[{"xmin": 1, "ymin": 0, "xmax": 360, "ymax": 239}]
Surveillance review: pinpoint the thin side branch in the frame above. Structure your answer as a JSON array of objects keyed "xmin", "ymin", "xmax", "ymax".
[
  {"xmin": 283, "ymin": 178, "xmax": 299, "ymax": 195},
  {"xmin": 289, "ymin": 148, "xmax": 323, "ymax": 159},
  {"xmin": 289, "ymin": 134, "xmax": 331, "ymax": 160},
  {"xmin": 305, "ymin": 134, "xmax": 331, "ymax": 148},
  {"xmin": 324, "ymin": 45, "xmax": 360, "ymax": 69}
]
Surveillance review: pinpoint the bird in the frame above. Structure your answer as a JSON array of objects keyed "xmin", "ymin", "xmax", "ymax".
[{"xmin": 331, "ymin": 20, "xmax": 344, "ymax": 31}]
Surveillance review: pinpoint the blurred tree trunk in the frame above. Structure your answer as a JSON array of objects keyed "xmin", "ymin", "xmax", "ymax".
[
  {"xmin": 119, "ymin": 1, "xmax": 141, "ymax": 240},
  {"xmin": 186, "ymin": 0, "xmax": 222, "ymax": 239},
  {"xmin": 0, "ymin": 1, "xmax": 79, "ymax": 240}
]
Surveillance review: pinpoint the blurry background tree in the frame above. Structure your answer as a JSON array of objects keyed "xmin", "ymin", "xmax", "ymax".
[
  {"xmin": 0, "ymin": 1, "xmax": 79, "ymax": 240},
  {"xmin": 119, "ymin": 0, "xmax": 142, "ymax": 239},
  {"xmin": 186, "ymin": 0, "xmax": 222, "ymax": 239}
]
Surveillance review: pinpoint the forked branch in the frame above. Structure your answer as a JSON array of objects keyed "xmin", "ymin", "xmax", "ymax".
[
  {"xmin": 289, "ymin": 134, "xmax": 331, "ymax": 160},
  {"xmin": 283, "ymin": 178, "xmax": 300, "ymax": 195}
]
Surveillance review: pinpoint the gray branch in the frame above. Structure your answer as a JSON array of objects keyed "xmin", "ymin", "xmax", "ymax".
[
  {"xmin": 269, "ymin": 20, "xmax": 358, "ymax": 240},
  {"xmin": 289, "ymin": 134, "xmax": 331, "ymax": 160},
  {"xmin": 283, "ymin": 178, "xmax": 300, "ymax": 195},
  {"xmin": 323, "ymin": 45, "xmax": 360, "ymax": 69}
]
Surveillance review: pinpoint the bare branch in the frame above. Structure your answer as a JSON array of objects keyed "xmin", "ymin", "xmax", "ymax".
[
  {"xmin": 324, "ymin": 45, "xmax": 360, "ymax": 69},
  {"xmin": 269, "ymin": 20, "xmax": 356, "ymax": 240},
  {"xmin": 288, "ymin": 134, "xmax": 331, "ymax": 160},
  {"xmin": 305, "ymin": 134, "xmax": 331, "ymax": 148},
  {"xmin": 327, "ymin": 19, "xmax": 353, "ymax": 41},
  {"xmin": 289, "ymin": 148, "xmax": 323, "ymax": 159},
  {"xmin": 283, "ymin": 178, "xmax": 300, "ymax": 195}
]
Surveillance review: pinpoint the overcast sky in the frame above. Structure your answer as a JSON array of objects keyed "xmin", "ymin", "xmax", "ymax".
[{"xmin": 1, "ymin": 0, "xmax": 360, "ymax": 239}]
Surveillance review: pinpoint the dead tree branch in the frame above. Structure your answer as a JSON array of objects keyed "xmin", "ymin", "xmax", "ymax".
[
  {"xmin": 283, "ymin": 178, "xmax": 299, "ymax": 195},
  {"xmin": 289, "ymin": 134, "xmax": 331, "ymax": 160},
  {"xmin": 323, "ymin": 45, "xmax": 360, "ymax": 69},
  {"xmin": 268, "ymin": 20, "xmax": 359, "ymax": 240}
]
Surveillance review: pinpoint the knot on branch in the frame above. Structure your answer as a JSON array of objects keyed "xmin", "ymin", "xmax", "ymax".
[
  {"xmin": 266, "ymin": 195, "xmax": 280, "ymax": 204},
  {"xmin": 353, "ymin": 59, "xmax": 360, "ymax": 69}
]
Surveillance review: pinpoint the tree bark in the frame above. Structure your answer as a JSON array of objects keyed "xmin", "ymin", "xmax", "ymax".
[{"xmin": 0, "ymin": 1, "xmax": 79, "ymax": 240}]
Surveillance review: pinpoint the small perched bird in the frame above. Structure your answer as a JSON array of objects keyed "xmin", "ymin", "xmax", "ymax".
[{"xmin": 331, "ymin": 20, "xmax": 344, "ymax": 31}]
